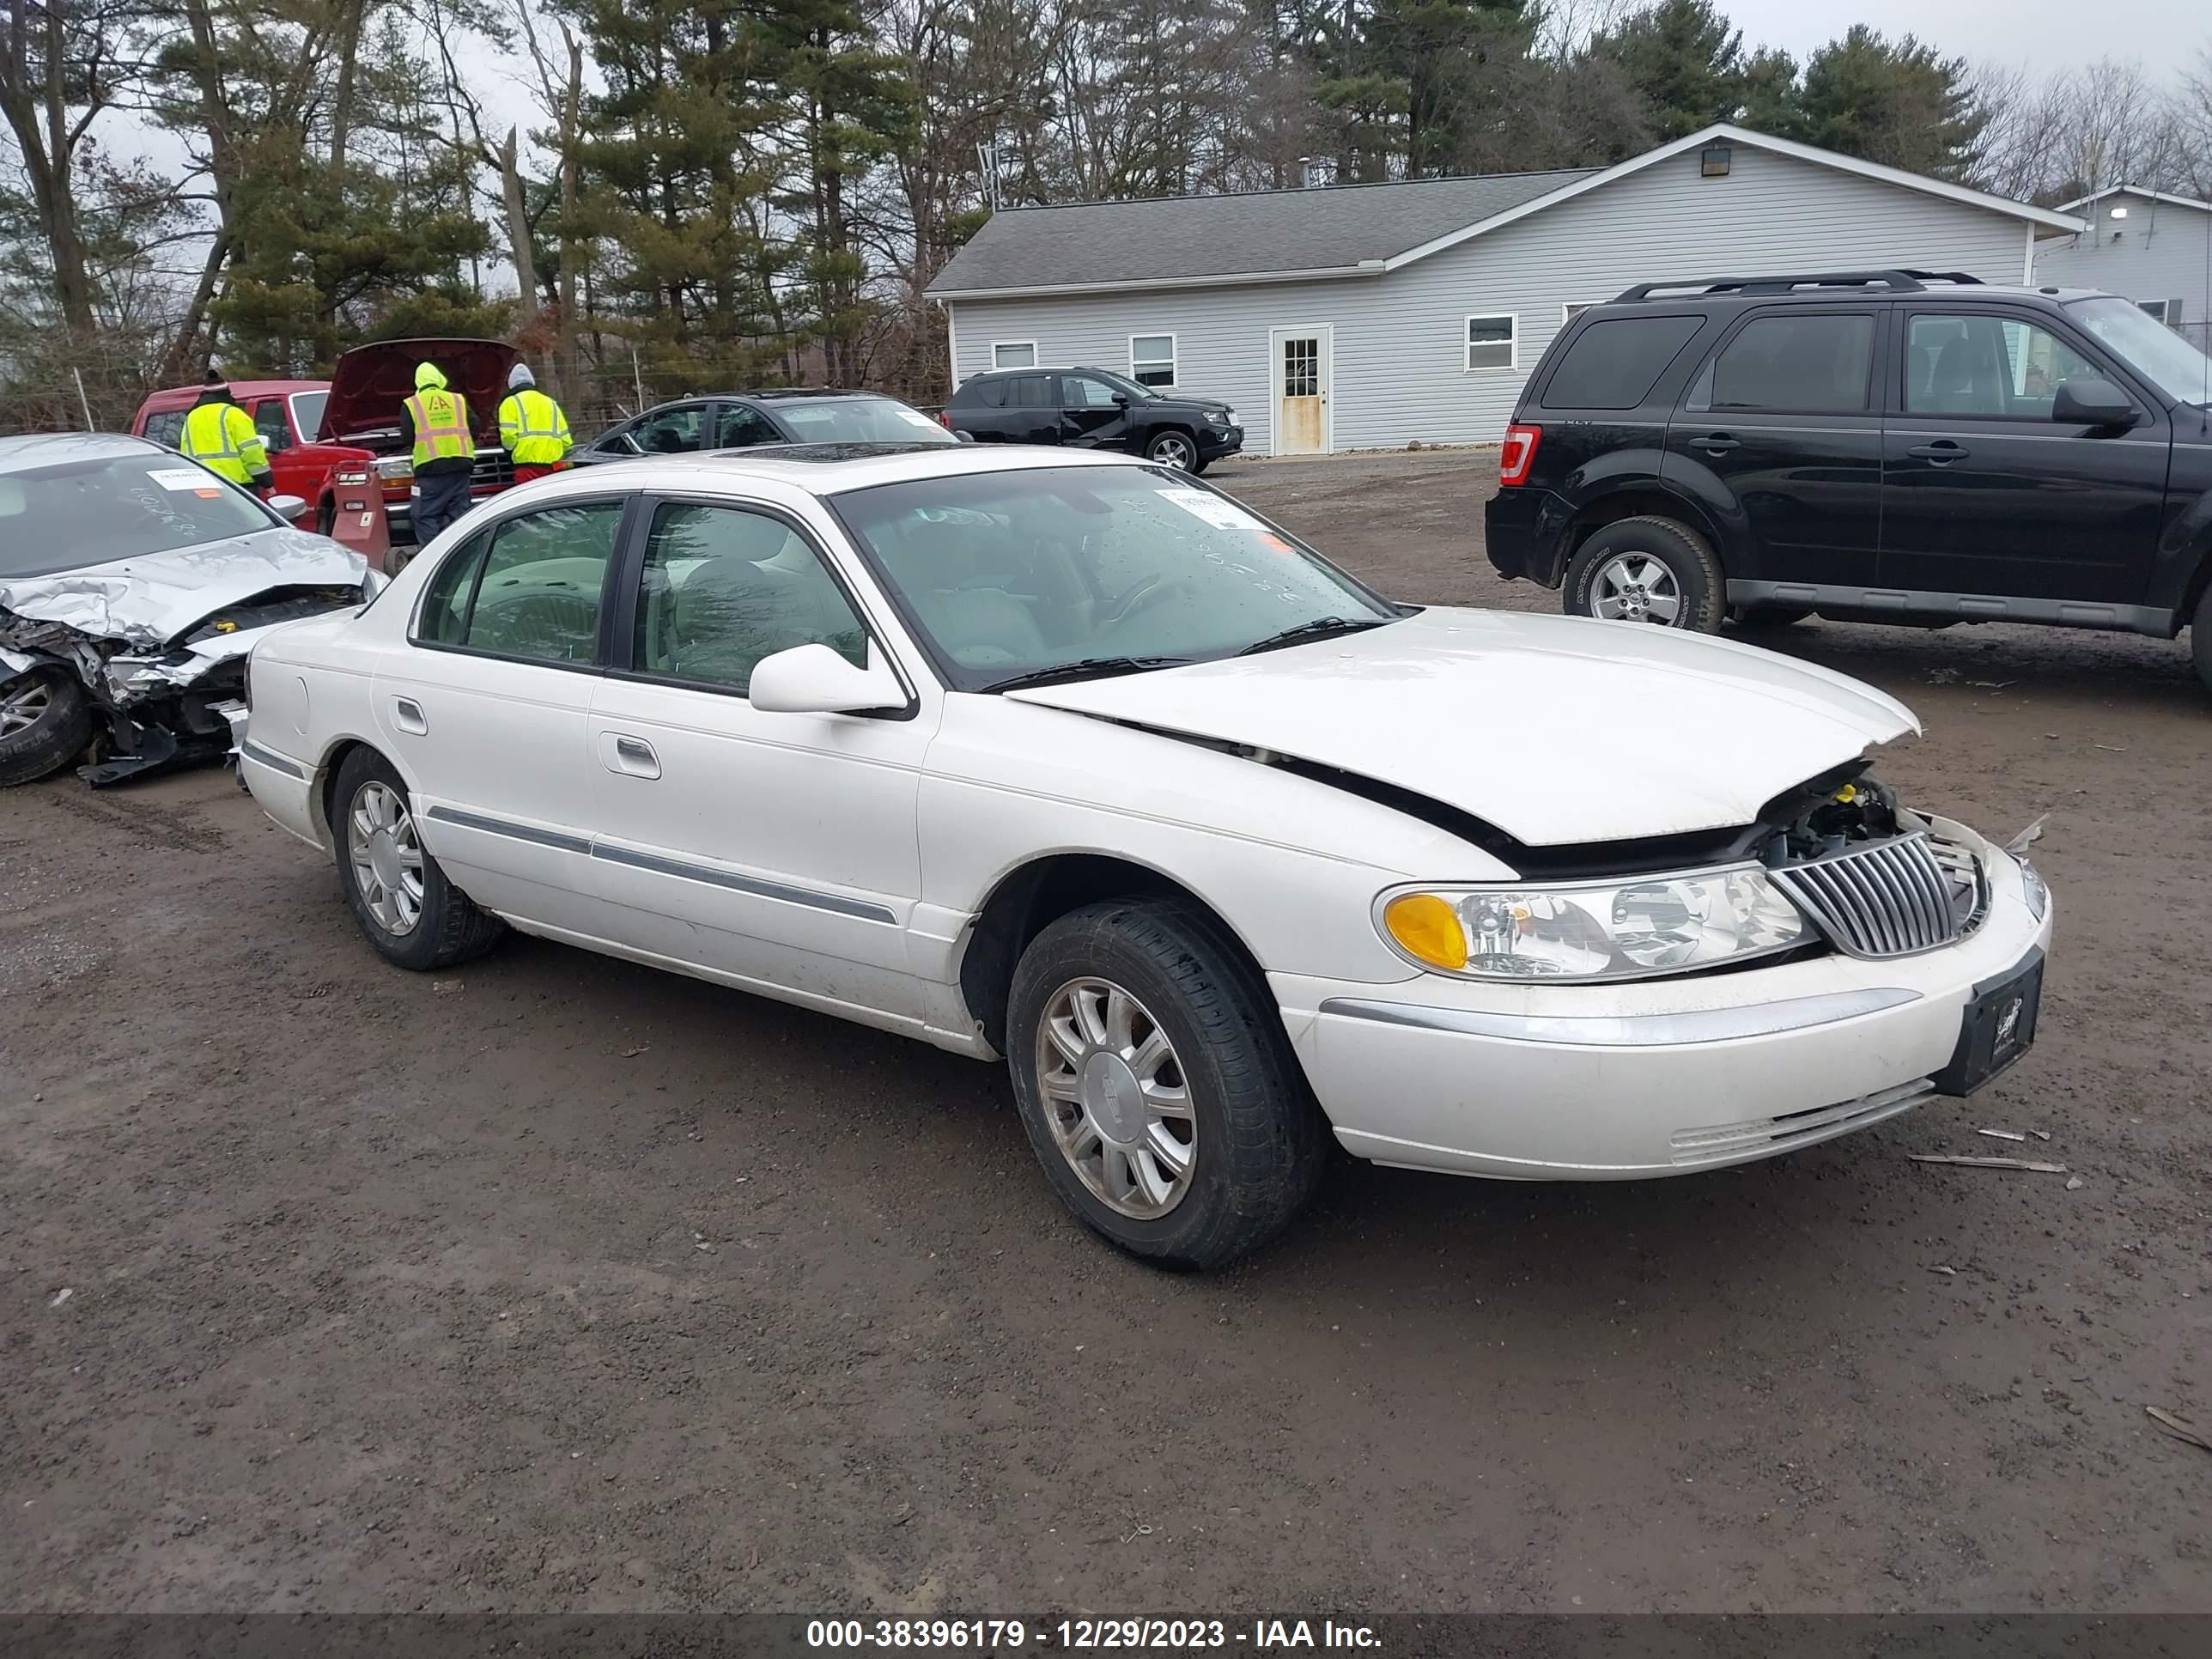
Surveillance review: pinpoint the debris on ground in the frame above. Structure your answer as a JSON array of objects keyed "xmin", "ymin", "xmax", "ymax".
[
  {"xmin": 1929, "ymin": 1265, "xmax": 1958, "ymax": 1276},
  {"xmin": 2065, "ymin": 1176, "xmax": 2085, "ymax": 1190},
  {"xmin": 2145, "ymin": 1407, "xmax": 2212, "ymax": 1454},
  {"xmin": 1908, "ymin": 1154, "xmax": 2069, "ymax": 1174},
  {"xmin": 621, "ymin": 1045, "xmax": 650, "ymax": 1058},
  {"xmin": 1978, "ymin": 1128, "xmax": 2027, "ymax": 1142},
  {"xmin": 48, "ymin": 1287, "xmax": 72, "ymax": 1308}
]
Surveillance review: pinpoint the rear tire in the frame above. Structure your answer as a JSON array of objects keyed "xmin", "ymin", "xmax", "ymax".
[
  {"xmin": 331, "ymin": 747, "xmax": 506, "ymax": 971},
  {"xmin": 1565, "ymin": 516, "xmax": 1724, "ymax": 634},
  {"xmin": 1006, "ymin": 898, "xmax": 1328, "ymax": 1270},
  {"xmin": 0, "ymin": 668, "xmax": 95, "ymax": 787}
]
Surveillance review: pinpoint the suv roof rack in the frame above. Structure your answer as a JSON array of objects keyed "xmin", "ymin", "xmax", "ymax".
[{"xmin": 1611, "ymin": 270, "xmax": 1986, "ymax": 302}]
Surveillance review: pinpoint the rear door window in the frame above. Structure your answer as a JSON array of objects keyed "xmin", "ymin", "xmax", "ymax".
[
  {"xmin": 1007, "ymin": 375, "xmax": 1054, "ymax": 409},
  {"xmin": 1540, "ymin": 315, "xmax": 1705, "ymax": 410},
  {"xmin": 1686, "ymin": 313, "xmax": 1876, "ymax": 414}
]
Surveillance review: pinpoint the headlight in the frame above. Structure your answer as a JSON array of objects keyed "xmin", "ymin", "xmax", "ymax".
[
  {"xmin": 1379, "ymin": 864, "xmax": 1808, "ymax": 981},
  {"xmin": 2018, "ymin": 858, "xmax": 2049, "ymax": 921},
  {"xmin": 375, "ymin": 457, "xmax": 414, "ymax": 481},
  {"xmin": 1206, "ymin": 410, "xmax": 1228, "ymax": 423},
  {"xmin": 1224, "ymin": 409, "xmax": 1239, "ymax": 426}
]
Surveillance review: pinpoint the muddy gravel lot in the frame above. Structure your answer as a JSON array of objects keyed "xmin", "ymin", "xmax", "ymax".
[{"xmin": 3, "ymin": 450, "xmax": 2209, "ymax": 1616}]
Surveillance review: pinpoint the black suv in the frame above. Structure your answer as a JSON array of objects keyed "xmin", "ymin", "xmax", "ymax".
[
  {"xmin": 1485, "ymin": 270, "xmax": 2212, "ymax": 691},
  {"xmin": 574, "ymin": 388, "xmax": 959, "ymax": 462},
  {"xmin": 945, "ymin": 367, "xmax": 1243, "ymax": 472}
]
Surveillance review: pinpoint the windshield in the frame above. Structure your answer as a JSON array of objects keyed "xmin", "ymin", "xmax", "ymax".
[
  {"xmin": 2067, "ymin": 296, "xmax": 2212, "ymax": 406},
  {"xmin": 1083, "ymin": 369, "xmax": 1157, "ymax": 402},
  {"xmin": 834, "ymin": 465, "xmax": 1398, "ymax": 690},
  {"xmin": 290, "ymin": 390, "xmax": 330, "ymax": 440},
  {"xmin": 0, "ymin": 453, "xmax": 276, "ymax": 578},
  {"xmin": 772, "ymin": 397, "xmax": 959, "ymax": 447}
]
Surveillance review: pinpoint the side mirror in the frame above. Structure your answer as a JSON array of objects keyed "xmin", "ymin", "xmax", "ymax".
[
  {"xmin": 267, "ymin": 493, "xmax": 311, "ymax": 524},
  {"xmin": 748, "ymin": 643, "xmax": 906, "ymax": 715},
  {"xmin": 2051, "ymin": 378, "xmax": 2136, "ymax": 428},
  {"xmin": 954, "ymin": 428, "xmax": 975, "ymax": 444},
  {"xmin": 1111, "ymin": 393, "xmax": 1130, "ymax": 407}
]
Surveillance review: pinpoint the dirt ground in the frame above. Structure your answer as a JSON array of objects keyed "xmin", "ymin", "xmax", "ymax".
[{"xmin": 4, "ymin": 450, "xmax": 2209, "ymax": 1617}]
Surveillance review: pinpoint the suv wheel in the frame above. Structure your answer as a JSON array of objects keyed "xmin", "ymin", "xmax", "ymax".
[
  {"xmin": 1565, "ymin": 517, "xmax": 1724, "ymax": 633},
  {"xmin": 2194, "ymin": 586, "xmax": 2212, "ymax": 697},
  {"xmin": 1005, "ymin": 898, "xmax": 1328, "ymax": 1270},
  {"xmin": 1145, "ymin": 430, "xmax": 1196, "ymax": 471},
  {"xmin": 0, "ymin": 667, "xmax": 95, "ymax": 787}
]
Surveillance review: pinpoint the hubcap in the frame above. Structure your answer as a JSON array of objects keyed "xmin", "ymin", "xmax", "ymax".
[
  {"xmin": 347, "ymin": 781, "xmax": 426, "ymax": 936},
  {"xmin": 1, "ymin": 677, "xmax": 52, "ymax": 738},
  {"xmin": 1152, "ymin": 436, "xmax": 1194, "ymax": 471},
  {"xmin": 1034, "ymin": 977, "xmax": 1196, "ymax": 1219},
  {"xmin": 1589, "ymin": 552, "xmax": 1683, "ymax": 625}
]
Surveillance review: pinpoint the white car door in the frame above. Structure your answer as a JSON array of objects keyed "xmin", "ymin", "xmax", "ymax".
[
  {"xmin": 583, "ymin": 494, "xmax": 940, "ymax": 1026},
  {"xmin": 375, "ymin": 495, "xmax": 635, "ymax": 936}
]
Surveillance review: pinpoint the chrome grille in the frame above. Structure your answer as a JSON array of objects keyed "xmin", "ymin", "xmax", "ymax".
[
  {"xmin": 1771, "ymin": 832, "xmax": 1967, "ymax": 959},
  {"xmin": 471, "ymin": 448, "xmax": 515, "ymax": 489}
]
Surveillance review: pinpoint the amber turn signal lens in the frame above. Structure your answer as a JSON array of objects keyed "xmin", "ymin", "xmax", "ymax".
[{"xmin": 1383, "ymin": 893, "xmax": 1468, "ymax": 971}]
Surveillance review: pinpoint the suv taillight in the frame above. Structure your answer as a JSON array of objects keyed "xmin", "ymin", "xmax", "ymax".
[
  {"xmin": 938, "ymin": 410, "xmax": 953, "ymax": 428},
  {"xmin": 1498, "ymin": 422, "xmax": 1541, "ymax": 487}
]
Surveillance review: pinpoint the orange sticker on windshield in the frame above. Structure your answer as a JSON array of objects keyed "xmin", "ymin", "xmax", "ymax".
[{"xmin": 1258, "ymin": 533, "xmax": 1295, "ymax": 553}]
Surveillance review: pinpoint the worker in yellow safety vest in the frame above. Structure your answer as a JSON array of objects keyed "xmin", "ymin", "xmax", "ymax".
[
  {"xmin": 496, "ymin": 363, "xmax": 573, "ymax": 483},
  {"xmin": 399, "ymin": 361, "xmax": 477, "ymax": 545},
  {"xmin": 180, "ymin": 370, "xmax": 273, "ymax": 495}
]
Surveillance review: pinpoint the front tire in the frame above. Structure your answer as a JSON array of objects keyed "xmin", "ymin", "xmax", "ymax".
[
  {"xmin": 1145, "ymin": 429, "xmax": 1197, "ymax": 471},
  {"xmin": 0, "ymin": 668, "xmax": 95, "ymax": 787},
  {"xmin": 331, "ymin": 747, "xmax": 505, "ymax": 970},
  {"xmin": 1006, "ymin": 899, "xmax": 1327, "ymax": 1270},
  {"xmin": 1565, "ymin": 516, "xmax": 1724, "ymax": 633},
  {"xmin": 2194, "ymin": 585, "xmax": 2212, "ymax": 698}
]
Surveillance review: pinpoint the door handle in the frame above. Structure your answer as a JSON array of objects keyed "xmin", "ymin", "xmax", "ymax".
[
  {"xmin": 1693, "ymin": 433, "xmax": 1740, "ymax": 453},
  {"xmin": 1908, "ymin": 441, "xmax": 1968, "ymax": 463},
  {"xmin": 392, "ymin": 696, "xmax": 427, "ymax": 734},
  {"xmin": 601, "ymin": 732, "xmax": 661, "ymax": 779}
]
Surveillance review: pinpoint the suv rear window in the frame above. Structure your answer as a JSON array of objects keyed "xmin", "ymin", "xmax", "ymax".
[
  {"xmin": 1541, "ymin": 315, "xmax": 1705, "ymax": 410},
  {"xmin": 1690, "ymin": 313, "xmax": 1875, "ymax": 414},
  {"xmin": 957, "ymin": 377, "xmax": 1006, "ymax": 409}
]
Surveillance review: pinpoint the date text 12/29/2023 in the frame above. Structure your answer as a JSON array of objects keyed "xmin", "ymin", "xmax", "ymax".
[{"xmin": 805, "ymin": 1620, "xmax": 1383, "ymax": 1650}]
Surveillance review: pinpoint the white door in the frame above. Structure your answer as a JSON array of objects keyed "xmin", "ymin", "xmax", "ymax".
[
  {"xmin": 377, "ymin": 496, "xmax": 630, "ymax": 936},
  {"xmin": 584, "ymin": 496, "xmax": 939, "ymax": 1025},
  {"xmin": 1269, "ymin": 325, "xmax": 1332, "ymax": 456}
]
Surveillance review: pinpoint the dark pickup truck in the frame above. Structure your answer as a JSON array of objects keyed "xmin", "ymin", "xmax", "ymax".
[{"xmin": 944, "ymin": 367, "xmax": 1243, "ymax": 472}]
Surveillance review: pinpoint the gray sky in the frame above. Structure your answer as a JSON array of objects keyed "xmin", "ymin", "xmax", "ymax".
[{"xmin": 1712, "ymin": 0, "xmax": 2200, "ymax": 81}]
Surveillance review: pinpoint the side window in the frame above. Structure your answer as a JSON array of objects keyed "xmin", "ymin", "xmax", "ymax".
[
  {"xmin": 633, "ymin": 404, "xmax": 706, "ymax": 455},
  {"xmin": 968, "ymin": 378, "xmax": 1008, "ymax": 410},
  {"xmin": 455, "ymin": 502, "xmax": 623, "ymax": 663},
  {"xmin": 143, "ymin": 410, "xmax": 186, "ymax": 449},
  {"xmin": 1063, "ymin": 375, "xmax": 1121, "ymax": 409},
  {"xmin": 1541, "ymin": 315, "xmax": 1705, "ymax": 410},
  {"xmin": 1008, "ymin": 375, "xmax": 1054, "ymax": 408},
  {"xmin": 716, "ymin": 404, "xmax": 783, "ymax": 447},
  {"xmin": 1692, "ymin": 313, "xmax": 1874, "ymax": 414},
  {"xmin": 633, "ymin": 502, "xmax": 868, "ymax": 691},
  {"xmin": 414, "ymin": 527, "xmax": 495, "ymax": 645},
  {"xmin": 253, "ymin": 399, "xmax": 293, "ymax": 455},
  {"xmin": 1905, "ymin": 314, "xmax": 2099, "ymax": 418}
]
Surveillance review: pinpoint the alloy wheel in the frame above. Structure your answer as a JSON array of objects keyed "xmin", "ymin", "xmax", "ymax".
[
  {"xmin": 347, "ymin": 780, "xmax": 426, "ymax": 935},
  {"xmin": 0, "ymin": 677, "xmax": 51, "ymax": 738},
  {"xmin": 1034, "ymin": 976, "xmax": 1197, "ymax": 1219},
  {"xmin": 1589, "ymin": 552, "xmax": 1682, "ymax": 624},
  {"xmin": 1150, "ymin": 434, "xmax": 1195, "ymax": 471}
]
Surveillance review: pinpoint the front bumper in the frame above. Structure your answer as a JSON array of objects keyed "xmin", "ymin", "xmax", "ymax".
[
  {"xmin": 1274, "ymin": 823, "xmax": 2052, "ymax": 1180},
  {"xmin": 1483, "ymin": 486, "xmax": 1575, "ymax": 586},
  {"xmin": 1198, "ymin": 424, "xmax": 1244, "ymax": 459}
]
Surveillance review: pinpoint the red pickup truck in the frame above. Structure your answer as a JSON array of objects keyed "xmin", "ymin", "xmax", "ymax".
[{"xmin": 131, "ymin": 337, "xmax": 522, "ymax": 544}]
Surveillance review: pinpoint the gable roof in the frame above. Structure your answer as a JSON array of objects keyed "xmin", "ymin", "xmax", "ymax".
[
  {"xmin": 2057, "ymin": 184, "xmax": 2212, "ymax": 216},
  {"xmin": 927, "ymin": 167, "xmax": 1596, "ymax": 301},
  {"xmin": 928, "ymin": 125, "xmax": 2085, "ymax": 301}
]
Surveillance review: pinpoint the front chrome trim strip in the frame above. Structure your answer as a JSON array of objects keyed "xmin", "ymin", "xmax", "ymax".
[
  {"xmin": 425, "ymin": 804, "xmax": 593, "ymax": 855},
  {"xmin": 240, "ymin": 740, "xmax": 307, "ymax": 780},
  {"xmin": 588, "ymin": 841, "xmax": 896, "ymax": 924},
  {"xmin": 1317, "ymin": 986, "xmax": 1922, "ymax": 1048}
]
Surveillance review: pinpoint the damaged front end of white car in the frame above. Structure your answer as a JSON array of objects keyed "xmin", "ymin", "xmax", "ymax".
[{"xmin": 1, "ymin": 529, "xmax": 376, "ymax": 788}]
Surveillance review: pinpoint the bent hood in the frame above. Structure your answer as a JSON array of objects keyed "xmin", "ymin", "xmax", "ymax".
[
  {"xmin": 1006, "ymin": 607, "xmax": 1919, "ymax": 847},
  {"xmin": 0, "ymin": 528, "xmax": 368, "ymax": 648},
  {"xmin": 319, "ymin": 337, "xmax": 520, "ymax": 441}
]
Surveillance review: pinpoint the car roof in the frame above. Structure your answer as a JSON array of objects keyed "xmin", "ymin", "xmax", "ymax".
[
  {"xmin": 520, "ymin": 440, "xmax": 1148, "ymax": 501},
  {"xmin": 632, "ymin": 389, "xmax": 901, "ymax": 415},
  {"xmin": 0, "ymin": 431, "xmax": 167, "ymax": 473},
  {"xmin": 138, "ymin": 380, "xmax": 327, "ymax": 408},
  {"xmin": 1598, "ymin": 276, "xmax": 2112, "ymax": 310}
]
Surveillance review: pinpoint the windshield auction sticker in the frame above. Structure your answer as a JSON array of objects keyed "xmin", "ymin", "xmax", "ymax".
[
  {"xmin": 146, "ymin": 467, "xmax": 222, "ymax": 495},
  {"xmin": 1155, "ymin": 487, "xmax": 1267, "ymax": 532}
]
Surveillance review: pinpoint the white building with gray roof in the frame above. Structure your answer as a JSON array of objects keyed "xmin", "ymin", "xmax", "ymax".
[{"xmin": 927, "ymin": 125, "xmax": 2081, "ymax": 456}]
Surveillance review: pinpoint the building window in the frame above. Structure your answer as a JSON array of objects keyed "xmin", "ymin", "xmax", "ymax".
[
  {"xmin": 992, "ymin": 340, "xmax": 1037, "ymax": 369},
  {"xmin": 1561, "ymin": 302, "xmax": 1599, "ymax": 325},
  {"xmin": 1465, "ymin": 313, "xmax": 1517, "ymax": 372},
  {"xmin": 1129, "ymin": 333, "xmax": 1176, "ymax": 388},
  {"xmin": 2137, "ymin": 299, "xmax": 2184, "ymax": 326}
]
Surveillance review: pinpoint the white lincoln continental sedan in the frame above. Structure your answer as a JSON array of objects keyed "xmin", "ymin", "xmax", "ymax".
[{"xmin": 239, "ymin": 443, "xmax": 2052, "ymax": 1267}]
